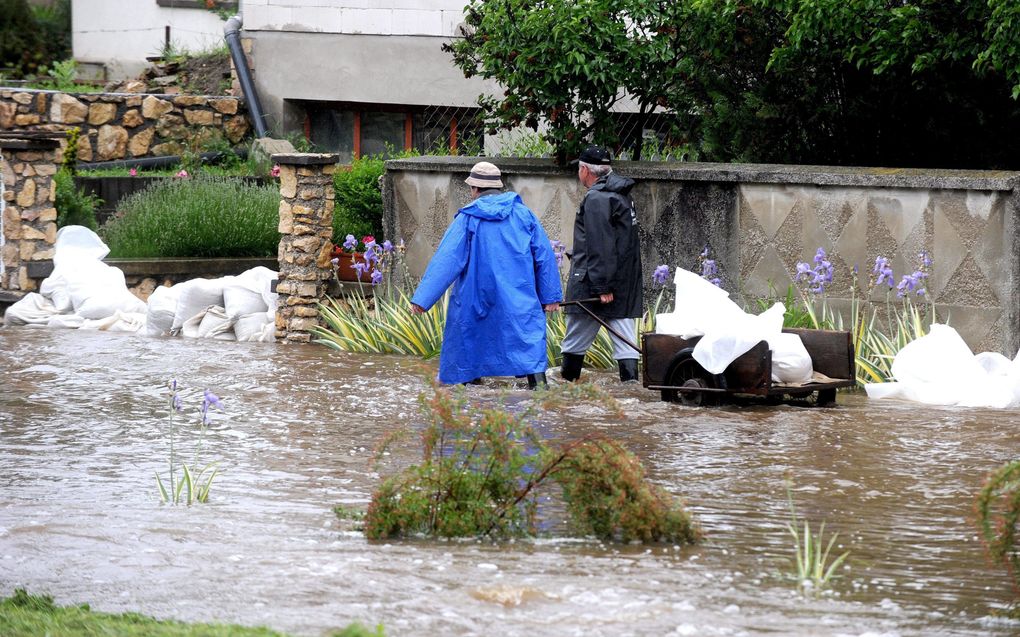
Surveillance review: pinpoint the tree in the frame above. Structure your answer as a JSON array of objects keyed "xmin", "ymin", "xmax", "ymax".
[
  {"xmin": 446, "ymin": 0, "xmax": 1020, "ymax": 169},
  {"xmin": 444, "ymin": 0, "xmax": 692, "ymax": 162}
]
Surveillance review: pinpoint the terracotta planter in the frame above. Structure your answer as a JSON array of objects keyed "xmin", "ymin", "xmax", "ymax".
[{"xmin": 333, "ymin": 252, "xmax": 377, "ymax": 282}]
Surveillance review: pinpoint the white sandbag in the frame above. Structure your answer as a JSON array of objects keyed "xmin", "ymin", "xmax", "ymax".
[
  {"xmin": 47, "ymin": 314, "xmax": 85, "ymax": 329},
  {"xmin": 145, "ymin": 284, "xmax": 179, "ymax": 336},
  {"xmin": 234, "ymin": 311, "xmax": 271, "ymax": 342},
  {"xmin": 866, "ymin": 324, "xmax": 1020, "ymax": 408},
  {"xmin": 693, "ymin": 302, "xmax": 786, "ymax": 375},
  {"xmin": 171, "ymin": 278, "xmax": 230, "ymax": 333},
  {"xmin": 656, "ymin": 268, "xmax": 741, "ymax": 339},
  {"xmin": 79, "ymin": 310, "xmax": 146, "ymax": 333},
  {"xmin": 52, "ymin": 225, "xmax": 110, "ymax": 265},
  {"xmin": 39, "ymin": 269, "xmax": 72, "ymax": 313},
  {"xmin": 181, "ymin": 305, "xmax": 235, "ymax": 340},
  {"xmin": 768, "ymin": 332, "xmax": 813, "ymax": 383},
  {"xmin": 4, "ymin": 293, "xmax": 59, "ymax": 326},
  {"xmin": 975, "ymin": 351, "xmax": 1013, "ymax": 376},
  {"xmin": 223, "ymin": 283, "xmax": 268, "ymax": 318},
  {"xmin": 76, "ymin": 287, "xmax": 146, "ymax": 320}
]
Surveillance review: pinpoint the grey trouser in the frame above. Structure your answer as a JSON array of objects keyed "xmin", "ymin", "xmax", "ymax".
[{"xmin": 562, "ymin": 314, "xmax": 639, "ymax": 360}]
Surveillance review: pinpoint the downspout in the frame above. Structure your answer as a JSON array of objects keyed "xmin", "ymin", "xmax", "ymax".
[{"xmin": 224, "ymin": 15, "xmax": 269, "ymax": 138}]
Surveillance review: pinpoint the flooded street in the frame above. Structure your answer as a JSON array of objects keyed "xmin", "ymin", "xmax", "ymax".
[{"xmin": 0, "ymin": 327, "xmax": 1017, "ymax": 636}]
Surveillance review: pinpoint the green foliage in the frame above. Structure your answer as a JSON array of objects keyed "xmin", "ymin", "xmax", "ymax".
[
  {"xmin": 314, "ymin": 287, "xmax": 446, "ymax": 359},
  {"xmin": 976, "ymin": 459, "xmax": 1020, "ymax": 603},
  {"xmin": 448, "ymin": 0, "xmax": 1020, "ymax": 169},
  {"xmin": 446, "ymin": 0, "xmax": 688, "ymax": 162},
  {"xmin": 102, "ymin": 177, "xmax": 278, "ymax": 258},
  {"xmin": 333, "ymin": 156, "xmax": 386, "ymax": 243},
  {"xmin": 361, "ymin": 382, "xmax": 701, "ymax": 543},
  {"xmin": 784, "ymin": 481, "xmax": 850, "ymax": 596},
  {"xmin": 155, "ymin": 381, "xmax": 221, "ymax": 506},
  {"xmin": 54, "ymin": 169, "xmax": 100, "ymax": 231},
  {"xmin": 0, "ymin": 0, "xmax": 55, "ymax": 79},
  {"xmin": 554, "ymin": 436, "xmax": 700, "ymax": 543},
  {"xmin": 0, "ymin": 589, "xmax": 289, "ymax": 637}
]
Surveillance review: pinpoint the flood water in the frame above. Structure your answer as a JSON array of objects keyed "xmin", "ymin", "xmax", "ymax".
[{"xmin": 0, "ymin": 327, "xmax": 1017, "ymax": 636}]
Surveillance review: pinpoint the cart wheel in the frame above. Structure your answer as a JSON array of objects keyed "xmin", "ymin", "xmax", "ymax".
[
  {"xmin": 816, "ymin": 388, "xmax": 837, "ymax": 407},
  {"xmin": 660, "ymin": 351, "xmax": 718, "ymax": 406}
]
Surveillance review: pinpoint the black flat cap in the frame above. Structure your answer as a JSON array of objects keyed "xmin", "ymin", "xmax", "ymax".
[{"xmin": 569, "ymin": 145, "xmax": 612, "ymax": 166}]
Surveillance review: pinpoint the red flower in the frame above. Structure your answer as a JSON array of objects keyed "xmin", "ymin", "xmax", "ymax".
[{"xmin": 362, "ymin": 235, "xmax": 375, "ymax": 246}]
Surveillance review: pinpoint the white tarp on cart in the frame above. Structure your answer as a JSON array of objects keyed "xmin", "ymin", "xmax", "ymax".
[
  {"xmin": 865, "ymin": 324, "xmax": 1020, "ymax": 408},
  {"xmin": 4, "ymin": 226, "xmax": 277, "ymax": 342},
  {"xmin": 654, "ymin": 267, "xmax": 813, "ymax": 383}
]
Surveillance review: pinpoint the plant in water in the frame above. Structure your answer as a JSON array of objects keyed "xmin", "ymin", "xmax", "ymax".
[
  {"xmin": 784, "ymin": 480, "xmax": 850, "ymax": 596},
  {"xmin": 976, "ymin": 459, "xmax": 1020, "ymax": 613},
  {"xmin": 155, "ymin": 380, "xmax": 222, "ymax": 505},
  {"xmin": 360, "ymin": 382, "xmax": 701, "ymax": 544},
  {"xmin": 699, "ymin": 245, "xmax": 722, "ymax": 287}
]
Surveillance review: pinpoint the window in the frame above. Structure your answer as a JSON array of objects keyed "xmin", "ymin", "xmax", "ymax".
[{"xmin": 303, "ymin": 102, "xmax": 483, "ymax": 161}]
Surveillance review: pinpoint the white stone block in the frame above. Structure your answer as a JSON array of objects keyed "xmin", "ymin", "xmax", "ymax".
[
  {"xmin": 391, "ymin": 9, "xmax": 442, "ymax": 36},
  {"xmin": 289, "ymin": 7, "xmax": 342, "ymax": 31},
  {"xmin": 244, "ymin": 5, "xmax": 294, "ymax": 30},
  {"xmin": 441, "ymin": 9, "xmax": 466, "ymax": 37},
  {"xmin": 340, "ymin": 8, "xmax": 392, "ymax": 34}
]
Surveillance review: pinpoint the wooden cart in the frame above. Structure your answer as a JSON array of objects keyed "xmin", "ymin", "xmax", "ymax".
[{"xmin": 642, "ymin": 328, "xmax": 857, "ymax": 407}]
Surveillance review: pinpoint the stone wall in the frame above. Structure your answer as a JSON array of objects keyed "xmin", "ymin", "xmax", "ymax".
[
  {"xmin": 0, "ymin": 88, "xmax": 251, "ymax": 162},
  {"xmin": 383, "ymin": 156, "xmax": 1020, "ymax": 356},
  {"xmin": 0, "ymin": 136, "xmax": 61, "ymax": 292},
  {"xmin": 271, "ymin": 152, "xmax": 338, "ymax": 344}
]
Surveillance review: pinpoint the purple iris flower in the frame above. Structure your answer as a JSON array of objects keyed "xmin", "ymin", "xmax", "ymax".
[
  {"xmin": 701, "ymin": 259, "xmax": 717, "ymax": 278},
  {"xmin": 795, "ymin": 262, "xmax": 812, "ymax": 279},
  {"xmin": 652, "ymin": 264, "xmax": 670, "ymax": 285},
  {"xmin": 920, "ymin": 251, "xmax": 932, "ymax": 268},
  {"xmin": 330, "ymin": 257, "xmax": 339, "ymax": 265},
  {"xmin": 813, "ymin": 247, "xmax": 827, "ymax": 265},
  {"xmin": 382, "ymin": 240, "xmax": 394, "ymax": 253},
  {"xmin": 370, "ymin": 269, "xmax": 384, "ymax": 286},
  {"xmin": 876, "ymin": 265, "xmax": 895, "ymax": 288},
  {"xmin": 202, "ymin": 390, "xmax": 223, "ymax": 424},
  {"xmin": 700, "ymin": 245, "xmax": 710, "ymax": 259},
  {"xmin": 353, "ymin": 262, "xmax": 366, "ymax": 279},
  {"xmin": 343, "ymin": 234, "xmax": 357, "ymax": 251},
  {"xmin": 172, "ymin": 393, "xmax": 183, "ymax": 412}
]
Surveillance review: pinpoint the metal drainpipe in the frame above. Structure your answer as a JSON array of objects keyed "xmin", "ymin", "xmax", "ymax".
[{"xmin": 224, "ymin": 15, "xmax": 269, "ymax": 138}]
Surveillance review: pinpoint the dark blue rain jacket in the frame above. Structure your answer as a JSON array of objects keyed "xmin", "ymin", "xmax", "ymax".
[{"xmin": 411, "ymin": 191, "xmax": 563, "ymax": 384}]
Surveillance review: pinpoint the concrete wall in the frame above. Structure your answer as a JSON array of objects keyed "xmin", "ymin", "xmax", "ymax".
[
  {"xmin": 244, "ymin": 30, "xmax": 495, "ymax": 134},
  {"xmin": 382, "ymin": 157, "xmax": 1020, "ymax": 356},
  {"xmin": 72, "ymin": 0, "xmax": 228, "ymax": 80},
  {"xmin": 242, "ymin": 0, "xmax": 467, "ymax": 37}
]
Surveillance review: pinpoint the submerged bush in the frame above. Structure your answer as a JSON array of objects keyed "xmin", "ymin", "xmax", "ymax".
[
  {"xmin": 976, "ymin": 459, "xmax": 1020, "ymax": 611},
  {"xmin": 359, "ymin": 382, "xmax": 701, "ymax": 544},
  {"xmin": 102, "ymin": 177, "xmax": 278, "ymax": 258}
]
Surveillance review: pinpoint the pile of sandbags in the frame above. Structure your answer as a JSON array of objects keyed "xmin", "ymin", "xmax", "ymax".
[
  {"xmin": 655, "ymin": 268, "xmax": 813, "ymax": 384},
  {"xmin": 865, "ymin": 324, "xmax": 1020, "ymax": 408},
  {"xmin": 5, "ymin": 226, "xmax": 278, "ymax": 342}
]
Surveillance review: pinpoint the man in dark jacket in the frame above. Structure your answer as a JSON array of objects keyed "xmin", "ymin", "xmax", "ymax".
[{"xmin": 561, "ymin": 145, "xmax": 643, "ymax": 382}]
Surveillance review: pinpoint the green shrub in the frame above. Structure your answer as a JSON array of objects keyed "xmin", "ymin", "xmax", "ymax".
[
  {"xmin": 102, "ymin": 177, "xmax": 278, "ymax": 258},
  {"xmin": 360, "ymin": 382, "xmax": 701, "ymax": 544},
  {"xmin": 333, "ymin": 155, "xmax": 385, "ymax": 244},
  {"xmin": 54, "ymin": 169, "xmax": 100, "ymax": 231}
]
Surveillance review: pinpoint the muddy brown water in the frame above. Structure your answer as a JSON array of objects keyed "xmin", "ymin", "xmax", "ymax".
[{"xmin": 0, "ymin": 327, "xmax": 1017, "ymax": 636}]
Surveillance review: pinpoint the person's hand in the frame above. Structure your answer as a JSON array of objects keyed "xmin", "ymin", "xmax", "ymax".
[
  {"xmin": 543, "ymin": 303, "xmax": 560, "ymax": 313},
  {"xmin": 599, "ymin": 293, "xmax": 614, "ymax": 304},
  {"xmin": 410, "ymin": 303, "xmax": 425, "ymax": 315}
]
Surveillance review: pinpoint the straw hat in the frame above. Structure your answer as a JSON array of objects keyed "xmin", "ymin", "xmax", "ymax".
[{"xmin": 464, "ymin": 161, "xmax": 504, "ymax": 189}]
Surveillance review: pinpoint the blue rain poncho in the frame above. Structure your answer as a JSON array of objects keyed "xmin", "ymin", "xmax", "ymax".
[{"xmin": 411, "ymin": 191, "xmax": 563, "ymax": 384}]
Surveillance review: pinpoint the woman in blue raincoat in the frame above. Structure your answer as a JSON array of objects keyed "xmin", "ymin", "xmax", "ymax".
[{"xmin": 410, "ymin": 162, "xmax": 562, "ymax": 387}]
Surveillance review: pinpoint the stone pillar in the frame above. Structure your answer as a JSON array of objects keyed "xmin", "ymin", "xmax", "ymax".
[
  {"xmin": 0, "ymin": 135, "xmax": 62, "ymax": 293},
  {"xmin": 272, "ymin": 152, "xmax": 339, "ymax": 344}
]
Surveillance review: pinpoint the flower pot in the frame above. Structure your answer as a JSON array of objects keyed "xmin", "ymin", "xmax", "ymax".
[{"xmin": 334, "ymin": 252, "xmax": 377, "ymax": 283}]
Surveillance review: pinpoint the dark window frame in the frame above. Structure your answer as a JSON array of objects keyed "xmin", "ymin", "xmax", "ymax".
[{"xmin": 155, "ymin": 0, "xmax": 239, "ymax": 10}]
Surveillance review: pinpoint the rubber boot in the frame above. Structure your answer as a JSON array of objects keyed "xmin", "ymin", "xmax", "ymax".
[
  {"xmin": 561, "ymin": 352, "xmax": 585, "ymax": 382},
  {"xmin": 526, "ymin": 372, "xmax": 547, "ymax": 390},
  {"xmin": 618, "ymin": 358, "xmax": 639, "ymax": 383}
]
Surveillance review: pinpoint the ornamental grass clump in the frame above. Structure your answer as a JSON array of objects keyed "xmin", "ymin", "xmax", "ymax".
[
  {"xmin": 102, "ymin": 177, "xmax": 278, "ymax": 258},
  {"xmin": 360, "ymin": 382, "xmax": 701, "ymax": 544},
  {"xmin": 976, "ymin": 459, "xmax": 1020, "ymax": 614}
]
